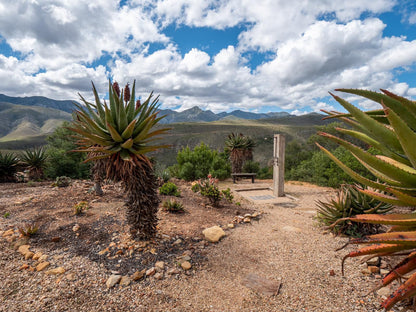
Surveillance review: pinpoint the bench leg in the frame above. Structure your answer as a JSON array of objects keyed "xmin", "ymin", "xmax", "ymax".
[
  {"xmin": 233, "ymin": 176, "xmax": 236, "ymax": 183},
  {"xmin": 251, "ymin": 176, "xmax": 254, "ymax": 183}
]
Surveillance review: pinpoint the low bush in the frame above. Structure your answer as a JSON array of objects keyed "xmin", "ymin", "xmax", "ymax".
[
  {"xmin": 159, "ymin": 182, "xmax": 181, "ymax": 197},
  {"xmin": 162, "ymin": 199, "xmax": 185, "ymax": 213}
]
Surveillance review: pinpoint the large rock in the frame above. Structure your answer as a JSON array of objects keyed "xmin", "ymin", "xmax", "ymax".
[{"xmin": 202, "ymin": 226, "xmax": 225, "ymax": 243}]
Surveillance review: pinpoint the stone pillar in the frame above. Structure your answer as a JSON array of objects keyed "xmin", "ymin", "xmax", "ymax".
[{"xmin": 273, "ymin": 134, "xmax": 285, "ymax": 197}]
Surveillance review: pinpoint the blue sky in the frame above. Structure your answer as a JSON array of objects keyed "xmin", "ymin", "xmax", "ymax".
[{"xmin": 1, "ymin": 0, "xmax": 416, "ymax": 115}]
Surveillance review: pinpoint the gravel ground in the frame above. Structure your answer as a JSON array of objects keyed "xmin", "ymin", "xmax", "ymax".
[{"xmin": 0, "ymin": 181, "xmax": 410, "ymax": 311}]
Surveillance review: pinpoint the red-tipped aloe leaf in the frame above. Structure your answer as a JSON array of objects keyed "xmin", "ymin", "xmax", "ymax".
[
  {"xmin": 349, "ymin": 213, "xmax": 416, "ymax": 226},
  {"xmin": 381, "ymin": 273, "xmax": 416, "ymax": 310},
  {"xmin": 358, "ymin": 189, "xmax": 413, "ymax": 206},
  {"xmin": 382, "ymin": 252, "xmax": 416, "ymax": 288},
  {"xmin": 349, "ymin": 231, "xmax": 416, "ymax": 246}
]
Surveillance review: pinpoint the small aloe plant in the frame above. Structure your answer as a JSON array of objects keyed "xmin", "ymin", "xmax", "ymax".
[{"xmin": 318, "ymin": 89, "xmax": 416, "ymax": 310}]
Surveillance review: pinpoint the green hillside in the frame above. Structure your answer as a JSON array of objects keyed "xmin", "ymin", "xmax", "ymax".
[{"xmin": 0, "ymin": 102, "xmax": 71, "ymax": 148}]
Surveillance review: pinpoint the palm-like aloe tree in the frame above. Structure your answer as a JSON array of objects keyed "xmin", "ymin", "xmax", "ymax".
[
  {"xmin": 225, "ymin": 133, "xmax": 255, "ymax": 173},
  {"xmin": 20, "ymin": 147, "xmax": 48, "ymax": 180},
  {"xmin": 70, "ymin": 80, "xmax": 169, "ymax": 239},
  {"xmin": 0, "ymin": 152, "xmax": 19, "ymax": 182}
]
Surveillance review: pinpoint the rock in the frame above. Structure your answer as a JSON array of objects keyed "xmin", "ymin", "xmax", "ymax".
[
  {"xmin": 227, "ymin": 223, "xmax": 235, "ymax": 229},
  {"xmin": 13, "ymin": 237, "xmax": 29, "ymax": 250},
  {"xmin": 53, "ymin": 255, "xmax": 64, "ymax": 261},
  {"xmin": 202, "ymin": 226, "xmax": 226, "ymax": 243},
  {"xmin": 361, "ymin": 268, "xmax": 371, "ymax": 275},
  {"xmin": 18, "ymin": 245, "xmax": 35, "ymax": 260},
  {"xmin": 51, "ymin": 237, "xmax": 61, "ymax": 242},
  {"xmin": 377, "ymin": 287, "xmax": 391, "ymax": 298},
  {"xmin": 368, "ymin": 266, "xmax": 380, "ymax": 274},
  {"xmin": 244, "ymin": 214, "xmax": 252, "ymax": 218},
  {"xmin": 167, "ymin": 268, "xmax": 180, "ymax": 275},
  {"xmin": 66, "ymin": 273, "xmax": 76, "ymax": 281},
  {"xmin": 72, "ymin": 224, "xmax": 80, "ymax": 232},
  {"xmin": 366, "ymin": 257, "xmax": 380, "ymax": 266},
  {"xmin": 181, "ymin": 261, "xmax": 192, "ymax": 270},
  {"xmin": 154, "ymin": 272, "xmax": 164, "ymax": 280},
  {"xmin": 45, "ymin": 267, "xmax": 66, "ymax": 275},
  {"xmin": 36, "ymin": 262, "xmax": 50, "ymax": 272},
  {"xmin": 173, "ymin": 239, "xmax": 182, "ymax": 245},
  {"xmin": 131, "ymin": 269, "xmax": 146, "ymax": 281},
  {"xmin": 39, "ymin": 255, "xmax": 48, "ymax": 262},
  {"xmin": 19, "ymin": 263, "xmax": 29, "ymax": 270},
  {"xmin": 2, "ymin": 229, "xmax": 14, "ymax": 237},
  {"xmin": 155, "ymin": 261, "xmax": 165, "ymax": 272},
  {"xmin": 329, "ymin": 269, "xmax": 335, "ymax": 276},
  {"xmin": 32, "ymin": 252, "xmax": 43, "ymax": 261},
  {"xmin": 243, "ymin": 217, "xmax": 251, "ymax": 223},
  {"xmin": 98, "ymin": 248, "xmax": 109, "ymax": 256},
  {"xmin": 242, "ymin": 273, "xmax": 281, "ymax": 296},
  {"xmin": 380, "ymin": 269, "xmax": 390, "ymax": 275},
  {"xmin": 106, "ymin": 275, "xmax": 122, "ymax": 288},
  {"xmin": 119, "ymin": 276, "xmax": 132, "ymax": 286},
  {"xmin": 183, "ymin": 250, "xmax": 192, "ymax": 256},
  {"xmin": 146, "ymin": 267, "xmax": 156, "ymax": 277},
  {"xmin": 380, "ymin": 260, "xmax": 388, "ymax": 269}
]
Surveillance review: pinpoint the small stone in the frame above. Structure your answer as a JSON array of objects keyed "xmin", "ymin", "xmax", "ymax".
[
  {"xmin": 361, "ymin": 268, "xmax": 371, "ymax": 275},
  {"xmin": 119, "ymin": 276, "xmax": 132, "ymax": 286},
  {"xmin": 36, "ymin": 262, "xmax": 50, "ymax": 272},
  {"xmin": 380, "ymin": 260, "xmax": 388, "ymax": 269},
  {"xmin": 18, "ymin": 245, "xmax": 31, "ymax": 256},
  {"xmin": 25, "ymin": 252, "xmax": 35, "ymax": 260},
  {"xmin": 243, "ymin": 217, "xmax": 251, "ymax": 223},
  {"xmin": 45, "ymin": 267, "xmax": 65, "ymax": 275},
  {"xmin": 2, "ymin": 229, "xmax": 14, "ymax": 237},
  {"xmin": 131, "ymin": 269, "xmax": 146, "ymax": 281},
  {"xmin": 13, "ymin": 237, "xmax": 29, "ymax": 250},
  {"xmin": 380, "ymin": 269, "xmax": 390, "ymax": 275},
  {"xmin": 146, "ymin": 267, "xmax": 156, "ymax": 276},
  {"xmin": 167, "ymin": 268, "xmax": 180, "ymax": 275},
  {"xmin": 155, "ymin": 261, "xmax": 165, "ymax": 271},
  {"xmin": 366, "ymin": 257, "xmax": 380, "ymax": 266},
  {"xmin": 19, "ymin": 263, "xmax": 29, "ymax": 270},
  {"xmin": 98, "ymin": 248, "xmax": 109, "ymax": 255},
  {"xmin": 368, "ymin": 266, "xmax": 380, "ymax": 274},
  {"xmin": 32, "ymin": 252, "xmax": 43, "ymax": 260},
  {"xmin": 39, "ymin": 255, "xmax": 48, "ymax": 262},
  {"xmin": 51, "ymin": 237, "xmax": 61, "ymax": 242},
  {"xmin": 227, "ymin": 223, "xmax": 235, "ymax": 229},
  {"xmin": 181, "ymin": 261, "xmax": 192, "ymax": 270},
  {"xmin": 154, "ymin": 272, "xmax": 164, "ymax": 280},
  {"xmin": 72, "ymin": 224, "xmax": 80, "ymax": 232},
  {"xmin": 377, "ymin": 287, "xmax": 391, "ymax": 297},
  {"xmin": 173, "ymin": 239, "xmax": 182, "ymax": 245},
  {"xmin": 202, "ymin": 226, "xmax": 226, "ymax": 243},
  {"xmin": 178, "ymin": 255, "xmax": 191, "ymax": 263},
  {"xmin": 183, "ymin": 250, "xmax": 192, "ymax": 256},
  {"xmin": 329, "ymin": 269, "xmax": 335, "ymax": 276},
  {"xmin": 106, "ymin": 275, "xmax": 122, "ymax": 288},
  {"xmin": 53, "ymin": 255, "xmax": 64, "ymax": 261},
  {"xmin": 66, "ymin": 273, "xmax": 76, "ymax": 281},
  {"xmin": 244, "ymin": 213, "xmax": 252, "ymax": 218}
]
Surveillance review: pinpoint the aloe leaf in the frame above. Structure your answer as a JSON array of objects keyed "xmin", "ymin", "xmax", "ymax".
[
  {"xmin": 121, "ymin": 138, "xmax": 133, "ymax": 149},
  {"xmin": 126, "ymin": 80, "xmax": 136, "ymax": 121},
  {"xmin": 385, "ymin": 107, "xmax": 416, "ymax": 168},
  {"xmin": 316, "ymin": 143, "xmax": 389, "ymax": 191},
  {"xmin": 91, "ymin": 82, "xmax": 106, "ymax": 121},
  {"xmin": 121, "ymin": 119, "xmax": 137, "ymax": 139},
  {"xmin": 381, "ymin": 89, "xmax": 416, "ymax": 118},
  {"xmin": 319, "ymin": 132, "xmax": 416, "ymax": 186},
  {"xmin": 106, "ymin": 122, "xmax": 123, "ymax": 143},
  {"xmin": 381, "ymin": 273, "xmax": 416, "ymax": 310},
  {"xmin": 382, "ymin": 252, "xmax": 416, "ymax": 287},
  {"xmin": 330, "ymin": 92, "xmax": 403, "ymax": 152},
  {"xmin": 387, "ymin": 187, "xmax": 416, "ymax": 206},
  {"xmin": 349, "ymin": 231, "xmax": 416, "ymax": 246},
  {"xmin": 108, "ymin": 81, "xmax": 118, "ymax": 128},
  {"xmin": 336, "ymin": 88, "xmax": 416, "ymax": 128}
]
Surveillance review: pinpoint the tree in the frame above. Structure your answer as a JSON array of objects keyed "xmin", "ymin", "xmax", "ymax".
[
  {"xmin": 225, "ymin": 133, "xmax": 255, "ymax": 173},
  {"xmin": 70, "ymin": 80, "xmax": 169, "ymax": 239}
]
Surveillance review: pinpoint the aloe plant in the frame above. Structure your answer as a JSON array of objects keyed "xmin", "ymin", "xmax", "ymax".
[
  {"xmin": 318, "ymin": 89, "xmax": 416, "ymax": 310},
  {"xmin": 20, "ymin": 147, "xmax": 48, "ymax": 180},
  {"xmin": 316, "ymin": 184, "xmax": 392, "ymax": 236},
  {"xmin": 0, "ymin": 152, "xmax": 19, "ymax": 182},
  {"xmin": 225, "ymin": 133, "xmax": 255, "ymax": 173},
  {"xmin": 70, "ymin": 80, "xmax": 169, "ymax": 239}
]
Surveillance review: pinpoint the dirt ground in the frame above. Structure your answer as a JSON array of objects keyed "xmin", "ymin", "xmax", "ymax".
[{"xmin": 0, "ymin": 179, "xmax": 407, "ymax": 311}]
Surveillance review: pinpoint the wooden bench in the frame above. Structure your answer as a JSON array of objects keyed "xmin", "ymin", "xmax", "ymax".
[{"xmin": 231, "ymin": 173, "xmax": 256, "ymax": 183}]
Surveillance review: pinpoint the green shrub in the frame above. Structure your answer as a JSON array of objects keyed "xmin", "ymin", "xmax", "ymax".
[
  {"xmin": 194, "ymin": 175, "xmax": 222, "ymax": 207},
  {"xmin": 18, "ymin": 222, "xmax": 39, "ymax": 237},
  {"xmin": 221, "ymin": 188, "xmax": 234, "ymax": 202},
  {"xmin": 163, "ymin": 199, "xmax": 185, "ymax": 213},
  {"xmin": 159, "ymin": 182, "xmax": 181, "ymax": 196},
  {"xmin": 172, "ymin": 143, "xmax": 230, "ymax": 181},
  {"xmin": 55, "ymin": 176, "xmax": 71, "ymax": 187},
  {"xmin": 44, "ymin": 122, "xmax": 91, "ymax": 179},
  {"xmin": 242, "ymin": 160, "xmax": 260, "ymax": 173},
  {"xmin": 257, "ymin": 166, "xmax": 273, "ymax": 179},
  {"xmin": 73, "ymin": 201, "xmax": 89, "ymax": 215},
  {"xmin": 0, "ymin": 152, "xmax": 19, "ymax": 183}
]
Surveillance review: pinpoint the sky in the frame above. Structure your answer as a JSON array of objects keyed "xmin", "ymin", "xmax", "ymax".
[{"xmin": 1, "ymin": 1, "xmax": 416, "ymax": 115}]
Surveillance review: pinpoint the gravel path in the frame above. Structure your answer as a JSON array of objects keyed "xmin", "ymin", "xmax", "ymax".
[{"xmin": 0, "ymin": 182, "xmax": 394, "ymax": 311}]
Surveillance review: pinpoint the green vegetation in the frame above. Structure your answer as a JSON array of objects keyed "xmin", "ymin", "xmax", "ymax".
[
  {"xmin": 70, "ymin": 80, "xmax": 169, "ymax": 240},
  {"xmin": 159, "ymin": 182, "xmax": 181, "ymax": 196},
  {"xmin": 192, "ymin": 175, "xmax": 228, "ymax": 207},
  {"xmin": 225, "ymin": 133, "xmax": 255, "ymax": 173},
  {"xmin": 316, "ymin": 184, "xmax": 392, "ymax": 236},
  {"xmin": 318, "ymin": 89, "xmax": 416, "ymax": 310},
  {"xmin": 73, "ymin": 201, "xmax": 89, "ymax": 215},
  {"xmin": 20, "ymin": 147, "xmax": 48, "ymax": 180},
  {"xmin": 0, "ymin": 152, "xmax": 19, "ymax": 182},
  {"xmin": 170, "ymin": 142, "xmax": 230, "ymax": 181},
  {"xmin": 18, "ymin": 222, "xmax": 39, "ymax": 237},
  {"xmin": 162, "ymin": 199, "xmax": 185, "ymax": 213}
]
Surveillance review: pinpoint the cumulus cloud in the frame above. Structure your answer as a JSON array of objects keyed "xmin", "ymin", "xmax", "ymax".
[{"xmin": 0, "ymin": 0, "xmax": 416, "ymax": 115}]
